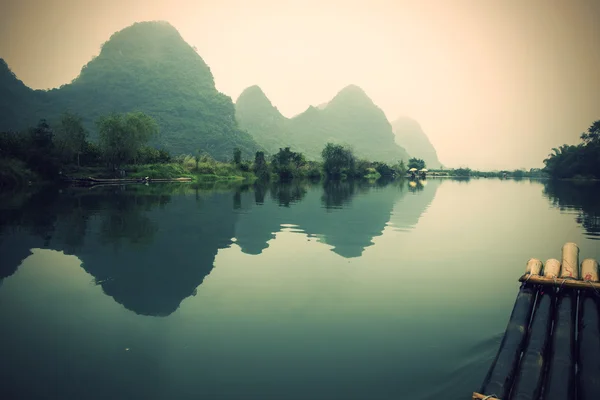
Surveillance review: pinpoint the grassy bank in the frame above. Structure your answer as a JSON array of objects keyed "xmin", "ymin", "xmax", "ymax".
[{"xmin": 64, "ymin": 160, "xmax": 255, "ymax": 183}]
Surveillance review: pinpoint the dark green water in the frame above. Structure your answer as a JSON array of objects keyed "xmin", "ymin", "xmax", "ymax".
[{"xmin": 0, "ymin": 178, "xmax": 598, "ymax": 400}]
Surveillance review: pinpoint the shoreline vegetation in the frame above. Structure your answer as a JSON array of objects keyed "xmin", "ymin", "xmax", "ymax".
[
  {"xmin": 543, "ymin": 120, "xmax": 600, "ymax": 181},
  {"xmin": 2, "ymin": 112, "xmax": 598, "ymax": 190}
]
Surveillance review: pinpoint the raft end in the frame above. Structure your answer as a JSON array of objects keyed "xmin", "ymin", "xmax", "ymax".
[{"xmin": 518, "ymin": 274, "xmax": 600, "ymax": 290}]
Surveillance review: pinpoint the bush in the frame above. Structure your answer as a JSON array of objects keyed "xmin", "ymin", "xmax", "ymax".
[
  {"xmin": 238, "ymin": 161, "xmax": 251, "ymax": 172},
  {"xmin": 322, "ymin": 143, "xmax": 355, "ymax": 179},
  {"xmin": 0, "ymin": 158, "xmax": 37, "ymax": 189},
  {"xmin": 373, "ymin": 162, "xmax": 395, "ymax": 177}
]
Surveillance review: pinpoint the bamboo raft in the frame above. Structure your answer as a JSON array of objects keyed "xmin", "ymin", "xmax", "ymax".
[{"xmin": 474, "ymin": 242, "xmax": 600, "ymax": 400}]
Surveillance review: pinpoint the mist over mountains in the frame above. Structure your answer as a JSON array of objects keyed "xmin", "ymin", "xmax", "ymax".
[
  {"xmin": 391, "ymin": 117, "xmax": 442, "ymax": 168},
  {"xmin": 236, "ymin": 84, "xmax": 412, "ymax": 163},
  {"xmin": 0, "ymin": 21, "xmax": 258, "ymax": 160},
  {"xmin": 0, "ymin": 21, "xmax": 440, "ymax": 165}
]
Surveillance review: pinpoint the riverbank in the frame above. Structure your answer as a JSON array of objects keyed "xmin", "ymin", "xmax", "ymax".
[
  {"xmin": 0, "ymin": 160, "xmax": 258, "ymax": 190},
  {"xmin": 64, "ymin": 163, "xmax": 256, "ymax": 182}
]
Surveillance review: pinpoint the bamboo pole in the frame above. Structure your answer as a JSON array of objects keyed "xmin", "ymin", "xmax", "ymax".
[
  {"xmin": 479, "ymin": 263, "xmax": 538, "ymax": 398},
  {"xmin": 543, "ymin": 259, "xmax": 561, "ymax": 278},
  {"xmin": 472, "ymin": 392, "xmax": 500, "ymax": 399},
  {"xmin": 544, "ymin": 243, "xmax": 578, "ymax": 400},
  {"xmin": 561, "ymin": 242, "xmax": 579, "ymax": 279},
  {"xmin": 510, "ymin": 266, "xmax": 556, "ymax": 400},
  {"xmin": 525, "ymin": 258, "xmax": 543, "ymax": 275},
  {"xmin": 518, "ymin": 275, "xmax": 600, "ymax": 291},
  {"xmin": 578, "ymin": 258, "xmax": 600, "ymax": 400},
  {"xmin": 581, "ymin": 259, "xmax": 599, "ymax": 282}
]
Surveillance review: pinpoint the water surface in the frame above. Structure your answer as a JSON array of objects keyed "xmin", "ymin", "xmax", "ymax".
[{"xmin": 1, "ymin": 178, "xmax": 598, "ymax": 399}]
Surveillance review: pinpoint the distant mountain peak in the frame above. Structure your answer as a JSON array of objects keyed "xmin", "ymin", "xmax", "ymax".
[
  {"xmin": 73, "ymin": 20, "xmax": 215, "ymax": 90},
  {"xmin": 99, "ymin": 20, "xmax": 187, "ymax": 57},
  {"xmin": 0, "ymin": 21, "xmax": 259, "ymax": 159},
  {"xmin": 237, "ymin": 85, "xmax": 270, "ymax": 103},
  {"xmin": 237, "ymin": 83, "xmax": 410, "ymax": 163},
  {"xmin": 339, "ymin": 84, "xmax": 365, "ymax": 93},
  {"xmin": 236, "ymin": 85, "xmax": 283, "ymax": 119},
  {"xmin": 391, "ymin": 117, "xmax": 441, "ymax": 168},
  {"xmin": 335, "ymin": 84, "xmax": 368, "ymax": 97},
  {"xmin": 327, "ymin": 84, "xmax": 376, "ymax": 109}
]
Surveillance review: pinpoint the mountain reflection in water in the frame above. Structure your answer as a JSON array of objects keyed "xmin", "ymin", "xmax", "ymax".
[{"xmin": 0, "ymin": 179, "xmax": 439, "ymax": 316}]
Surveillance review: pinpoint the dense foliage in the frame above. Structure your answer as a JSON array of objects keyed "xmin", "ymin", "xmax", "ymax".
[
  {"xmin": 236, "ymin": 85, "xmax": 410, "ymax": 163},
  {"xmin": 0, "ymin": 112, "xmax": 171, "ymax": 187},
  {"xmin": 97, "ymin": 112, "xmax": 158, "ymax": 167},
  {"xmin": 1, "ymin": 115, "xmax": 417, "ymax": 190},
  {"xmin": 0, "ymin": 22, "xmax": 260, "ymax": 161},
  {"xmin": 322, "ymin": 143, "xmax": 356, "ymax": 179},
  {"xmin": 54, "ymin": 111, "xmax": 88, "ymax": 166},
  {"xmin": 543, "ymin": 121, "xmax": 600, "ymax": 179},
  {"xmin": 407, "ymin": 158, "xmax": 426, "ymax": 170},
  {"xmin": 253, "ymin": 151, "xmax": 269, "ymax": 180},
  {"xmin": 271, "ymin": 147, "xmax": 307, "ymax": 181}
]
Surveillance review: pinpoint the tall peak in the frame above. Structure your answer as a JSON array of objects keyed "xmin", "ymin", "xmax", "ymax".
[
  {"xmin": 237, "ymin": 85, "xmax": 270, "ymax": 103},
  {"xmin": 327, "ymin": 84, "xmax": 374, "ymax": 107}
]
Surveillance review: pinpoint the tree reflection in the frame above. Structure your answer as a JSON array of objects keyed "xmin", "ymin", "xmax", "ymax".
[
  {"xmin": 269, "ymin": 181, "xmax": 307, "ymax": 207},
  {"xmin": 0, "ymin": 178, "xmax": 442, "ymax": 314},
  {"xmin": 321, "ymin": 180, "xmax": 355, "ymax": 209},
  {"xmin": 253, "ymin": 181, "xmax": 268, "ymax": 204},
  {"xmin": 543, "ymin": 180, "xmax": 600, "ymax": 240}
]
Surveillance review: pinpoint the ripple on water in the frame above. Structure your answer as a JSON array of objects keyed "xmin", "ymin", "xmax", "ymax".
[{"xmin": 411, "ymin": 333, "xmax": 503, "ymax": 400}]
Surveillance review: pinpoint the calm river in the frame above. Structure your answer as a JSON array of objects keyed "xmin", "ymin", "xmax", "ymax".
[{"xmin": 0, "ymin": 178, "xmax": 598, "ymax": 400}]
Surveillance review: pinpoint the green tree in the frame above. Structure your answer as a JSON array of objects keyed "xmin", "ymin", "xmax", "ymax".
[
  {"xmin": 407, "ymin": 158, "xmax": 426, "ymax": 170},
  {"xmin": 25, "ymin": 120, "xmax": 60, "ymax": 178},
  {"xmin": 54, "ymin": 111, "xmax": 87, "ymax": 166},
  {"xmin": 580, "ymin": 121, "xmax": 600, "ymax": 145},
  {"xmin": 29, "ymin": 119, "xmax": 54, "ymax": 150},
  {"xmin": 512, "ymin": 169, "xmax": 525, "ymax": 179},
  {"xmin": 233, "ymin": 147, "xmax": 242, "ymax": 165},
  {"xmin": 291, "ymin": 151, "xmax": 306, "ymax": 169},
  {"xmin": 394, "ymin": 160, "xmax": 407, "ymax": 176},
  {"xmin": 454, "ymin": 167, "xmax": 471, "ymax": 177},
  {"xmin": 97, "ymin": 112, "xmax": 158, "ymax": 168},
  {"xmin": 373, "ymin": 162, "xmax": 394, "ymax": 177},
  {"xmin": 272, "ymin": 147, "xmax": 303, "ymax": 181},
  {"xmin": 322, "ymin": 143, "xmax": 355, "ymax": 179},
  {"xmin": 543, "ymin": 120, "xmax": 600, "ymax": 179},
  {"xmin": 253, "ymin": 151, "xmax": 269, "ymax": 179},
  {"xmin": 194, "ymin": 150, "xmax": 201, "ymax": 171}
]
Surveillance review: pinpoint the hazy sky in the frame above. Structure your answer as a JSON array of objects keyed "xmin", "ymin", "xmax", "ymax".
[{"xmin": 1, "ymin": 0, "xmax": 599, "ymax": 169}]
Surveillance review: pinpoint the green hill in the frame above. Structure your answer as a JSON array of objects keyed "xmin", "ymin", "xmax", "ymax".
[
  {"xmin": 236, "ymin": 84, "xmax": 410, "ymax": 163},
  {"xmin": 0, "ymin": 21, "xmax": 259, "ymax": 160},
  {"xmin": 391, "ymin": 117, "xmax": 441, "ymax": 168},
  {"xmin": 234, "ymin": 85, "xmax": 292, "ymax": 154}
]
